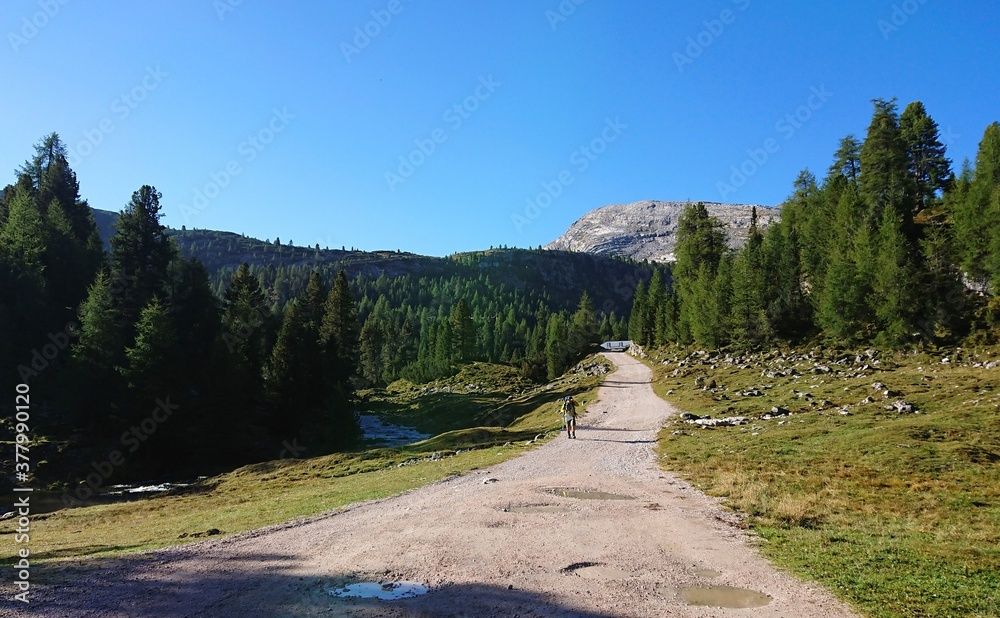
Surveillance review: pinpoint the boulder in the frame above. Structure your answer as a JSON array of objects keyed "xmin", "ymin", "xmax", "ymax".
[{"xmin": 892, "ymin": 400, "xmax": 915, "ymax": 413}]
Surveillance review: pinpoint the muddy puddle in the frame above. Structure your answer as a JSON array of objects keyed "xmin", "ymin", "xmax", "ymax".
[
  {"xmin": 678, "ymin": 584, "xmax": 772, "ymax": 608},
  {"xmin": 693, "ymin": 568, "xmax": 722, "ymax": 579},
  {"xmin": 326, "ymin": 581, "xmax": 428, "ymax": 600},
  {"xmin": 505, "ymin": 505, "xmax": 573, "ymax": 514},
  {"xmin": 546, "ymin": 488, "xmax": 635, "ymax": 500}
]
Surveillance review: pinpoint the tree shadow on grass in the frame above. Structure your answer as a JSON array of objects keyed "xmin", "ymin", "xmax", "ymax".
[{"xmin": 22, "ymin": 550, "xmax": 631, "ymax": 617}]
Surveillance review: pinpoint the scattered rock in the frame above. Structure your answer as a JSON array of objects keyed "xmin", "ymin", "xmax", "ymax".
[
  {"xmin": 891, "ymin": 400, "xmax": 915, "ymax": 414},
  {"xmin": 691, "ymin": 416, "xmax": 748, "ymax": 427}
]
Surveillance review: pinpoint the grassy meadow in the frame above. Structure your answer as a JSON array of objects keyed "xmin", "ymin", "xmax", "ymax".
[
  {"xmin": 0, "ymin": 358, "xmax": 609, "ymax": 565},
  {"xmin": 647, "ymin": 346, "xmax": 1000, "ymax": 618}
]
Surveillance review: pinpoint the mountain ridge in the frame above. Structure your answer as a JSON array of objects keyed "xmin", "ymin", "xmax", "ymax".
[{"xmin": 89, "ymin": 207, "xmax": 654, "ymax": 315}]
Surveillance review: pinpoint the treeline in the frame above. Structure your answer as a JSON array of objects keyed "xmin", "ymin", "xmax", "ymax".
[
  {"xmin": 204, "ymin": 263, "xmax": 630, "ymax": 385},
  {"xmin": 0, "ymin": 136, "xmax": 361, "ymax": 484},
  {"xmin": 631, "ymin": 100, "xmax": 1000, "ymax": 349},
  {"xmin": 1, "ymin": 134, "xmax": 628, "ymax": 487}
]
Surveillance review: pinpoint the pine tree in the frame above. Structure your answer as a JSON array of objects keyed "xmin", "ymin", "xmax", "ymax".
[
  {"xmin": 319, "ymin": 270, "xmax": 359, "ymax": 386},
  {"xmin": 627, "ymin": 280, "xmax": 647, "ymax": 345},
  {"xmin": 299, "ymin": 271, "xmax": 327, "ymax": 333},
  {"xmin": 728, "ymin": 209, "xmax": 769, "ymax": 346},
  {"xmin": 953, "ymin": 124, "xmax": 1000, "ymax": 286},
  {"xmin": 674, "ymin": 203, "xmax": 726, "ymax": 342},
  {"xmin": 221, "ymin": 263, "xmax": 272, "ymax": 378},
  {"xmin": 267, "ymin": 303, "xmax": 309, "ymax": 429},
  {"xmin": 689, "ymin": 261, "xmax": 728, "ymax": 347},
  {"xmin": 860, "ymin": 99, "xmax": 915, "ymax": 235},
  {"xmin": 900, "ymin": 101, "xmax": 953, "ymax": 211},
  {"xmin": 450, "ymin": 298, "xmax": 476, "ymax": 362},
  {"xmin": 110, "ymin": 185, "xmax": 176, "ymax": 328},
  {"xmin": 166, "ymin": 258, "xmax": 219, "ymax": 398},
  {"xmin": 0, "ymin": 185, "xmax": 47, "ymax": 291},
  {"xmin": 816, "ymin": 243, "xmax": 861, "ymax": 341},
  {"xmin": 121, "ymin": 297, "xmax": 175, "ymax": 398},
  {"xmin": 545, "ymin": 313, "xmax": 570, "ymax": 379},
  {"xmin": 568, "ymin": 291, "xmax": 598, "ymax": 357},
  {"xmin": 873, "ymin": 206, "xmax": 920, "ymax": 346},
  {"xmin": 643, "ymin": 270, "xmax": 664, "ymax": 346},
  {"xmin": 786, "ymin": 170, "xmax": 827, "ymax": 293}
]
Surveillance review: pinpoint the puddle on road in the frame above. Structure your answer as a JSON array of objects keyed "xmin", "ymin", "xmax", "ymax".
[
  {"xmin": 326, "ymin": 582, "xmax": 428, "ymax": 600},
  {"xmin": 506, "ymin": 505, "xmax": 573, "ymax": 514},
  {"xmin": 680, "ymin": 585, "xmax": 771, "ymax": 608},
  {"xmin": 693, "ymin": 568, "xmax": 722, "ymax": 579},
  {"xmin": 546, "ymin": 488, "xmax": 635, "ymax": 500}
]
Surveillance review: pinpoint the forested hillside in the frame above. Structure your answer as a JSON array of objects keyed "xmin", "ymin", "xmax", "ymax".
[
  {"xmin": 1, "ymin": 134, "xmax": 648, "ymax": 492},
  {"xmin": 630, "ymin": 100, "xmax": 1000, "ymax": 349}
]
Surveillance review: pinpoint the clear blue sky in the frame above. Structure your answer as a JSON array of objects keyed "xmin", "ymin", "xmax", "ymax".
[{"xmin": 2, "ymin": 1, "xmax": 998, "ymax": 256}]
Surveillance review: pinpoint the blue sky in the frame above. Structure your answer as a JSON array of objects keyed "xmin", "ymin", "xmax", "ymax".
[{"xmin": 2, "ymin": 1, "xmax": 998, "ymax": 256}]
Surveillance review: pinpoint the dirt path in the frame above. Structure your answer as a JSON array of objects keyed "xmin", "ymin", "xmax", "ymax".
[{"xmin": 25, "ymin": 353, "xmax": 860, "ymax": 617}]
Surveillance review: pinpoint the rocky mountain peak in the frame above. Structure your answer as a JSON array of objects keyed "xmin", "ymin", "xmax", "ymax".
[{"xmin": 546, "ymin": 200, "xmax": 780, "ymax": 262}]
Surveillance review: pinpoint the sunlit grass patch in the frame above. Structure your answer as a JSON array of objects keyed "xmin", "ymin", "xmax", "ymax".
[{"xmin": 649, "ymin": 345, "xmax": 1000, "ymax": 617}]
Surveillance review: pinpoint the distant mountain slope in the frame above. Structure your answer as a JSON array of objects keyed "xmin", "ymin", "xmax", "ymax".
[
  {"xmin": 546, "ymin": 200, "xmax": 780, "ymax": 262},
  {"xmin": 90, "ymin": 208, "xmax": 654, "ymax": 315},
  {"xmin": 90, "ymin": 208, "xmax": 119, "ymax": 249}
]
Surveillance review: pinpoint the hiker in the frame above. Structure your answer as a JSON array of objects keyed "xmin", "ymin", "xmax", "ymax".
[{"xmin": 561, "ymin": 396, "xmax": 578, "ymax": 439}]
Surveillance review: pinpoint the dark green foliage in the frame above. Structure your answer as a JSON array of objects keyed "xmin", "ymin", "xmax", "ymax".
[
  {"xmin": 2, "ymin": 134, "xmax": 650, "ymax": 487},
  {"xmin": 109, "ymin": 185, "xmax": 176, "ymax": 329},
  {"xmin": 569, "ymin": 291, "xmax": 599, "ymax": 355},
  {"xmin": 860, "ymin": 98, "xmax": 915, "ymax": 232},
  {"xmin": 635, "ymin": 104, "xmax": 999, "ymax": 350},
  {"xmin": 320, "ymin": 270, "xmax": 359, "ymax": 386},
  {"xmin": 900, "ymin": 101, "xmax": 953, "ymax": 211},
  {"xmin": 545, "ymin": 313, "xmax": 570, "ymax": 379}
]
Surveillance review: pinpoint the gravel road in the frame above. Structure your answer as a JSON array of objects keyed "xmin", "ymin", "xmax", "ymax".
[{"xmin": 20, "ymin": 352, "xmax": 860, "ymax": 617}]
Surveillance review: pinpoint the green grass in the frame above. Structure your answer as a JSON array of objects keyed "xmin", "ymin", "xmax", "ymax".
[
  {"xmin": 0, "ymin": 357, "xmax": 609, "ymax": 565},
  {"xmin": 647, "ymin": 346, "xmax": 1000, "ymax": 618}
]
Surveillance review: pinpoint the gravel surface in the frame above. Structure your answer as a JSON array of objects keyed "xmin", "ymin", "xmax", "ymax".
[{"xmin": 18, "ymin": 353, "xmax": 860, "ymax": 617}]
